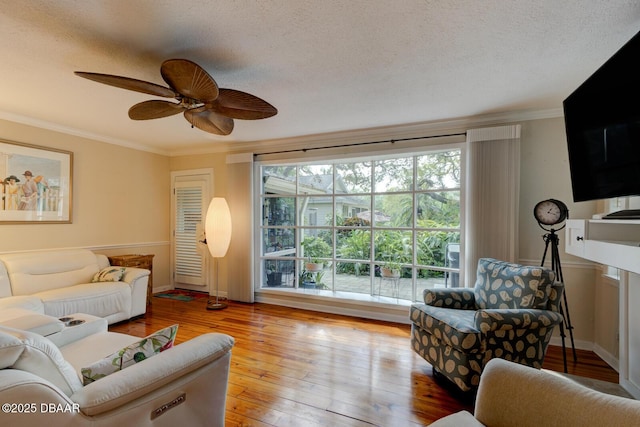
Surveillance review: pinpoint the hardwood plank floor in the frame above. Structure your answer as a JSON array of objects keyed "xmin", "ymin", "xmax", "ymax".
[{"xmin": 110, "ymin": 294, "xmax": 618, "ymax": 426}]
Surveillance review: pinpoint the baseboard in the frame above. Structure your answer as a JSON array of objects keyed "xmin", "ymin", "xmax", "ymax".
[
  {"xmin": 256, "ymin": 292, "xmax": 411, "ymax": 324},
  {"xmin": 549, "ymin": 335, "xmax": 593, "ymax": 351},
  {"xmin": 153, "ymin": 285, "xmax": 228, "ymax": 300},
  {"xmin": 153, "ymin": 285, "xmax": 174, "ymax": 294},
  {"xmin": 593, "ymin": 343, "xmax": 619, "ymax": 372}
]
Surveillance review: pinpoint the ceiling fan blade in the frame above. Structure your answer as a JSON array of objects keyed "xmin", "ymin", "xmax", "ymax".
[
  {"xmin": 161, "ymin": 59, "xmax": 219, "ymax": 103},
  {"xmin": 74, "ymin": 72, "xmax": 177, "ymax": 98},
  {"xmin": 210, "ymin": 88, "xmax": 278, "ymax": 120},
  {"xmin": 184, "ymin": 108, "xmax": 234, "ymax": 135},
  {"xmin": 128, "ymin": 100, "xmax": 185, "ymax": 120}
]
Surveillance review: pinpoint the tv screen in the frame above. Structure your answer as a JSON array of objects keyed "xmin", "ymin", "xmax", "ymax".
[{"xmin": 563, "ymin": 30, "xmax": 640, "ymax": 202}]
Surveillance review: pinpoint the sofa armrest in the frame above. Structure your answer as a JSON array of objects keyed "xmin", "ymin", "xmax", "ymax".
[
  {"xmin": 120, "ymin": 267, "xmax": 150, "ymax": 285},
  {"xmin": 474, "ymin": 309, "xmax": 563, "ymax": 333},
  {"xmin": 70, "ymin": 333, "xmax": 234, "ymax": 416},
  {"xmin": 424, "ymin": 288, "xmax": 477, "ymax": 309}
]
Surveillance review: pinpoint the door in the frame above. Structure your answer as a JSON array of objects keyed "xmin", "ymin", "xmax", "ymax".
[{"xmin": 172, "ymin": 172, "xmax": 212, "ymax": 291}]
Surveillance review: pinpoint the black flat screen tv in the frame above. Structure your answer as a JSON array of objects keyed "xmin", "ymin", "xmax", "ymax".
[{"xmin": 563, "ymin": 30, "xmax": 640, "ymax": 203}]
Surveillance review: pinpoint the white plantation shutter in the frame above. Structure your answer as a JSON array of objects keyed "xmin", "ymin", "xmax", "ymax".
[{"xmin": 174, "ymin": 181, "xmax": 207, "ymax": 286}]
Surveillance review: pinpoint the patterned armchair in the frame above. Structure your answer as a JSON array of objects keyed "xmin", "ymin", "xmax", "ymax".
[{"xmin": 410, "ymin": 258, "xmax": 564, "ymax": 392}]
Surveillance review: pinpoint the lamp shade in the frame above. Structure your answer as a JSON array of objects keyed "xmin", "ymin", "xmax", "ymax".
[{"xmin": 204, "ymin": 197, "xmax": 232, "ymax": 258}]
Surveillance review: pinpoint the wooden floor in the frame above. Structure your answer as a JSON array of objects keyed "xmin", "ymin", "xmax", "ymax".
[{"xmin": 110, "ymin": 294, "xmax": 618, "ymax": 426}]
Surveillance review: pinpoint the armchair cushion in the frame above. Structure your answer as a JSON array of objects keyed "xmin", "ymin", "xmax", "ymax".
[
  {"xmin": 410, "ymin": 305, "xmax": 482, "ymax": 353},
  {"xmin": 81, "ymin": 324, "xmax": 178, "ymax": 385},
  {"xmin": 474, "ymin": 258, "xmax": 554, "ymax": 310}
]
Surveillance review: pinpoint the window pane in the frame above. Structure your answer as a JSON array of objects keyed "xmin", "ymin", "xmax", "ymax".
[
  {"xmin": 336, "ymin": 161, "xmax": 372, "ymax": 194},
  {"xmin": 336, "ymin": 229, "xmax": 371, "ymax": 260},
  {"xmin": 263, "ymin": 166, "xmax": 296, "ymax": 195},
  {"xmin": 300, "ymin": 231, "xmax": 333, "ymax": 260},
  {"xmin": 335, "ymin": 262, "xmax": 372, "ymax": 295},
  {"xmin": 417, "ymin": 151, "xmax": 461, "ymax": 190},
  {"xmin": 263, "ymin": 258, "xmax": 295, "ymax": 288},
  {"xmin": 374, "ymin": 157, "xmax": 413, "ymax": 192},
  {"xmin": 298, "ymin": 196, "xmax": 333, "ymax": 226},
  {"xmin": 300, "ymin": 259, "xmax": 333, "ymax": 290},
  {"xmin": 416, "ymin": 231, "xmax": 460, "ymax": 267},
  {"xmin": 416, "ymin": 191, "xmax": 460, "ymax": 228},
  {"xmin": 336, "ymin": 195, "xmax": 371, "ymax": 226},
  {"xmin": 262, "ymin": 196, "xmax": 295, "ymax": 226},
  {"xmin": 375, "ymin": 267, "xmax": 411, "ymax": 299},
  {"xmin": 262, "ymin": 228, "xmax": 295, "ymax": 255},
  {"xmin": 373, "ymin": 230, "xmax": 413, "ymax": 264},
  {"xmin": 374, "ymin": 193, "xmax": 411, "ymax": 227},
  {"xmin": 298, "ymin": 164, "xmax": 333, "ymax": 195}
]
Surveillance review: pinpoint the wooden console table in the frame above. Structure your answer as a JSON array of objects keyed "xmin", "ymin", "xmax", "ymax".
[{"xmin": 108, "ymin": 254, "xmax": 154, "ymax": 306}]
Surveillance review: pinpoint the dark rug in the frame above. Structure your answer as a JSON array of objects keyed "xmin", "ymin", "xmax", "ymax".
[{"xmin": 154, "ymin": 290, "xmax": 209, "ymax": 301}]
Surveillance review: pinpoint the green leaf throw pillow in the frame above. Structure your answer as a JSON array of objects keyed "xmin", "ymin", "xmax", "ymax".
[
  {"xmin": 91, "ymin": 267, "xmax": 126, "ymax": 283},
  {"xmin": 81, "ymin": 324, "xmax": 178, "ymax": 385}
]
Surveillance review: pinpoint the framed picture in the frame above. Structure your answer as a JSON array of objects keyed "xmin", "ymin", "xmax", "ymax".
[{"xmin": 0, "ymin": 139, "xmax": 73, "ymax": 223}]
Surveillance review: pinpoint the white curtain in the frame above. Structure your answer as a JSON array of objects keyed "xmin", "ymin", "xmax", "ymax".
[
  {"xmin": 225, "ymin": 153, "xmax": 254, "ymax": 302},
  {"xmin": 464, "ymin": 124, "xmax": 521, "ymax": 286}
]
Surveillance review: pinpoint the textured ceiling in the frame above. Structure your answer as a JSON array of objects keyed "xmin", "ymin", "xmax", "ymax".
[{"xmin": 0, "ymin": 1, "xmax": 638, "ymax": 155}]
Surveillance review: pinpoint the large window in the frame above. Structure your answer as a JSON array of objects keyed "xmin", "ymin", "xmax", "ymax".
[{"xmin": 257, "ymin": 148, "xmax": 462, "ymax": 302}]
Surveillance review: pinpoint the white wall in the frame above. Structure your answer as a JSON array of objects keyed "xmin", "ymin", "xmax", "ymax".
[{"xmin": 518, "ymin": 117, "xmax": 614, "ymax": 351}]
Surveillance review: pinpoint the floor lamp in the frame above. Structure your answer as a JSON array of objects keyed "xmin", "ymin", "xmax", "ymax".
[{"xmin": 204, "ymin": 197, "xmax": 232, "ymax": 310}]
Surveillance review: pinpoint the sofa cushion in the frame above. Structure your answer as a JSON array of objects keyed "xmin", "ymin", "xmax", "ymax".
[
  {"xmin": 0, "ymin": 326, "xmax": 83, "ymax": 396},
  {"xmin": 92, "ymin": 267, "xmax": 126, "ymax": 283},
  {"xmin": 0, "ymin": 249, "xmax": 101, "ymax": 296},
  {"xmin": 0, "ymin": 295, "xmax": 45, "ymax": 313},
  {"xmin": 474, "ymin": 258, "xmax": 554, "ymax": 310},
  {"xmin": 81, "ymin": 324, "xmax": 178, "ymax": 385},
  {"xmin": 410, "ymin": 304, "xmax": 482, "ymax": 353},
  {"xmin": 35, "ymin": 282, "xmax": 131, "ymax": 319}
]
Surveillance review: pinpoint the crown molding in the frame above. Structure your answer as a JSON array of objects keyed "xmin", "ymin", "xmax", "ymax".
[
  {"xmin": 1, "ymin": 107, "xmax": 564, "ymax": 158},
  {"xmin": 168, "ymin": 107, "xmax": 565, "ymax": 157}
]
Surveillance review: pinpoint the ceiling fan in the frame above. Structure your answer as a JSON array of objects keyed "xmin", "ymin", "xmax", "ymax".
[{"xmin": 75, "ymin": 59, "xmax": 277, "ymax": 135}]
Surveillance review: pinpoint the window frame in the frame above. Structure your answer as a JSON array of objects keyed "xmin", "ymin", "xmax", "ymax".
[{"xmin": 254, "ymin": 141, "xmax": 466, "ymax": 303}]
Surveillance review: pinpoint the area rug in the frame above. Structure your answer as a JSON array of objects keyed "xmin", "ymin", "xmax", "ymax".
[{"xmin": 154, "ymin": 290, "xmax": 209, "ymax": 301}]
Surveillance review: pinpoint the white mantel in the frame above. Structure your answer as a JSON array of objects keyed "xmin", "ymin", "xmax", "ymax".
[{"xmin": 565, "ymin": 219, "xmax": 640, "ymax": 398}]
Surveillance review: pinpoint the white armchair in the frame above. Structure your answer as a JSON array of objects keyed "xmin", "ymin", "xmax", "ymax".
[{"xmin": 0, "ymin": 325, "xmax": 234, "ymax": 427}]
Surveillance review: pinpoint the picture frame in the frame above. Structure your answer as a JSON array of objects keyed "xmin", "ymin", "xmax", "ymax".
[{"xmin": 0, "ymin": 139, "xmax": 73, "ymax": 223}]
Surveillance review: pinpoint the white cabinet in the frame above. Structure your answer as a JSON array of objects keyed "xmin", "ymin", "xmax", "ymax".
[
  {"xmin": 565, "ymin": 218, "xmax": 640, "ymax": 398},
  {"xmin": 565, "ymin": 219, "xmax": 640, "ymax": 274},
  {"xmin": 565, "ymin": 219, "xmax": 586, "ymax": 257}
]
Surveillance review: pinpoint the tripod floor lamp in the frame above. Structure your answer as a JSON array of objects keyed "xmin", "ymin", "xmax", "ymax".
[{"xmin": 204, "ymin": 197, "xmax": 232, "ymax": 311}]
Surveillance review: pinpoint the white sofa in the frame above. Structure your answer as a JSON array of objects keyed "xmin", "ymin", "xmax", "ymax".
[
  {"xmin": 431, "ymin": 358, "xmax": 640, "ymax": 427},
  {"xmin": 0, "ymin": 249, "xmax": 148, "ymax": 324},
  {"xmin": 0, "ymin": 313, "xmax": 234, "ymax": 427}
]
